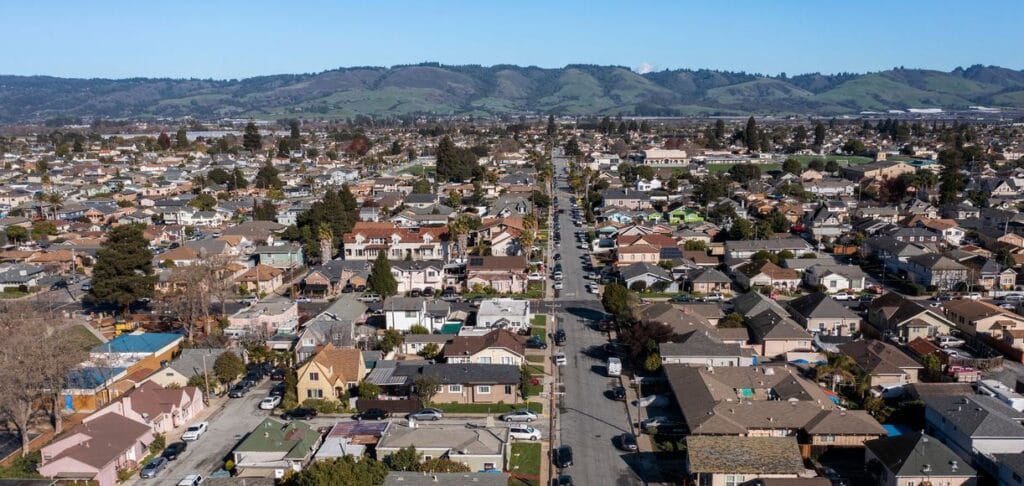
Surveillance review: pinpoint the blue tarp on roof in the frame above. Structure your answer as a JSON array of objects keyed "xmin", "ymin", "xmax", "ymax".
[
  {"xmin": 91, "ymin": 333, "xmax": 182, "ymax": 354},
  {"xmin": 66, "ymin": 366, "xmax": 126, "ymax": 390},
  {"xmin": 882, "ymin": 424, "xmax": 910, "ymax": 437}
]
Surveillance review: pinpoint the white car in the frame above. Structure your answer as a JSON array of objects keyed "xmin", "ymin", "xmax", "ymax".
[
  {"xmin": 552, "ymin": 272, "xmax": 564, "ymax": 281},
  {"xmin": 259, "ymin": 396, "xmax": 282, "ymax": 410},
  {"xmin": 832, "ymin": 292, "xmax": 854, "ymax": 301},
  {"xmin": 553, "ymin": 282, "xmax": 563, "ymax": 290},
  {"xmin": 527, "ymin": 272, "xmax": 545, "ymax": 281},
  {"xmin": 553, "ymin": 352, "xmax": 567, "ymax": 366},
  {"xmin": 181, "ymin": 422, "xmax": 209, "ymax": 441},
  {"xmin": 508, "ymin": 425, "xmax": 542, "ymax": 441},
  {"xmin": 937, "ymin": 336, "xmax": 965, "ymax": 348},
  {"xmin": 586, "ymin": 284, "xmax": 600, "ymax": 294},
  {"xmin": 177, "ymin": 475, "xmax": 204, "ymax": 486}
]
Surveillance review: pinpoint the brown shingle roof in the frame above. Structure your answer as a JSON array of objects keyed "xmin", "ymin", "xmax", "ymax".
[
  {"xmin": 307, "ymin": 344, "xmax": 363, "ymax": 386},
  {"xmin": 443, "ymin": 329, "xmax": 525, "ymax": 358}
]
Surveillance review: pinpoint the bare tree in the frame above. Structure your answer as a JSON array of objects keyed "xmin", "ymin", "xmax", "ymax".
[
  {"xmin": 163, "ymin": 263, "xmax": 212, "ymax": 343},
  {"xmin": 0, "ymin": 302, "xmax": 86, "ymax": 454}
]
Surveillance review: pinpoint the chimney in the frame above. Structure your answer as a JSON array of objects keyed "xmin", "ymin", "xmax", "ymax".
[{"xmin": 951, "ymin": 460, "xmax": 958, "ymax": 471}]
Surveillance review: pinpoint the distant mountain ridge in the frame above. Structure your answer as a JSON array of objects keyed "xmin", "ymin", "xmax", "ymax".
[{"xmin": 2, "ymin": 63, "xmax": 1024, "ymax": 122}]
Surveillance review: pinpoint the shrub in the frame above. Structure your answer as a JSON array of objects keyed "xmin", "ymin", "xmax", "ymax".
[
  {"xmin": 148, "ymin": 433, "xmax": 166, "ymax": 455},
  {"xmin": 302, "ymin": 398, "xmax": 345, "ymax": 414}
]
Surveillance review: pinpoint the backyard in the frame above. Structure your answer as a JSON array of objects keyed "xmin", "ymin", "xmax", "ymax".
[{"xmin": 508, "ymin": 442, "xmax": 542, "ymax": 486}]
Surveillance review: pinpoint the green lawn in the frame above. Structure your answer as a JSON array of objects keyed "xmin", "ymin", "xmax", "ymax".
[
  {"xmin": 531, "ymin": 314, "xmax": 547, "ymax": 328},
  {"xmin": 397, "ymin": 164, "xmax": 436, "ymax": 176},
  {"xmin": 508, "ymin": 442, "xmax": 542, "ymax": 486},
  {"xmin": 434, "ymin": 401, "xmax": 543, "ymax": 414},
  {"xmin": 526, "ymin": 354, "xmax": 546, "ymax": 364},
  {"xmin": 530, "ymin": 326, "xmax": 547, "ymax": 340},
  {"xmin": 707, "ymin": 155, "xmax": 873, "ymax": 175}
]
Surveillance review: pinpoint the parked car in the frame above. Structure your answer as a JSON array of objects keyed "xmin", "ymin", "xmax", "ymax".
[
  {"xmin": 181, "ymin": 422, "xmax": 208, "ymax": 441},
  {"xmin": 500, "ymin": 409, "xmax": 538, "ymax": 423},
  {"xmin": 259, "ymin": 396, "xmax": 282, "ymax": 410},
  {"xmin": 553, "ymin": 329, "xmax": 567, "ymax": 346},
  {"xmin": 964, "ymin": 293, "xmax": 983, "ymax": 300},
  {"xmin": 526, "ymin": 336, "xmax": 548, "ymax": 349},
  {"xmin": 509, "ymin": 425, "xmax": 542, "ymax": 440},
  {"xmin": 407, "ymin": 408, "xmax": 443, "ymax": 421},
  {"xmin": 139, "ymin": 456, "xmax": 168, "ymax": 478},
  {"xmin": 528, "ymin": 272, "xmax": 545, "ymax": 281},
  {"xmin": 553, "ymin": 282, "xmax": 563, "ymax": 290},
  {"xmin": 552, "ymin": 475, "xmax": 574, "ymax": 486},
  {"xmin": 553, "ymin": 352, "xmax": 567, "ymax": 366},
  {"xmin": 176, "ymin": 474, "xmax": 204, "ymax": 486},
  {"xmin": 937, "ymin": 335, "xmax": 966, "ymax": 348},
  {"xmin": 228, "ymin": 383, "xmax": 251, "ymax": 398},
  {"xmin": 270, "ymin": 368, "xmax": 286, "ymax": 381},
  {"xmin": 832, "ymin": 292, "xmax": 854, "ymax": 301},
  {"xmin": 441, "ymin": 287, "xmax": 458, "ymax": 300},
  {"xmin": 162, "ymin": 442, "xmax": 187, "ymax": 461},
  {"xmin": 552, "ymin": 445, "xmax": 573, "ymax": 468},
  {"xmin": 614, "ymin": 433, "xmax": 638, "ymax": 452},
  {"xmin": 607, "ymin": 386, "xmax": 626, "ymax": 401},
  {"xmin": 358, "ymin": 293, "xmax": 382, "ymax": 303},
  {"xmin": 359, "ymin": 408, "xmax": 390, "ymax": 420},
  {"xmin": 282, "ymin": 408, "xmax": 318, "ymax": 420},
  {"xmin": 270, "ymin": 383, "xmax": 286, "ymax": 397}
]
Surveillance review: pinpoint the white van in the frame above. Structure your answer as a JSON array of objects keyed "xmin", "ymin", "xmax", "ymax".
[{"xmin": 606, "ymin": 357, "xmax": 622, "ymax": 377}]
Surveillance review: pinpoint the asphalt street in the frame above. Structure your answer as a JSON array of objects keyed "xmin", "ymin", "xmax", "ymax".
[{"xmin": 548, "ymin": 153, "xmax": 642, "ymax": 485}]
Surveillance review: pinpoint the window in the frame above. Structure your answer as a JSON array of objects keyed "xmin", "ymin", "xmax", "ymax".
[
  {"xmin": 483, "ymin": 462, "xmax": 495, "ymax": 471},
  {"xmin": 820, "ymin": 435, "xmax": 835, "ymax": 443},
  {"xmin": 307, "ymin": 389, "xmax": 323, "ymax": 399},
  {"xmin": 405, "ymin": 311, "xmax": 418, "ymax": 318},
  {"xmin": 477, "ymin": 385, "xmax": 491, "ymax": 394},
  {"xmin": 308, "ymin": 372, "xmax": 319, "ymax": 381},
  {"xmin": 448, "ymin": 384, "xmax": 462, "ymax": 393},
  {"xmin": 725, "ymin": 475, "xmax": 745, "ymax": 486},
  {"xmin": 505, "ymin": 385, "xmax": 513, "ymax": 395},
  {"xmin": 423, "ymin": 455, "xmax": 433, "ymax": 461},
  {"xmin": 502, "ymin": 356, "xmax": 514, "ymax": 365},
  {"xmin": 479, "ymin": 357, "xmax": 492, "ymax": 364}
]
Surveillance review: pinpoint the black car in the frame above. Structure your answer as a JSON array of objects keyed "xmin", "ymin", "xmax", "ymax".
[
  {"xmin": 228, "ymin": 383, "xmax": 251, "ymax": 398},
  {"xmin": 359, "ymin": 408, "xmax": 390, "ymax": 420},
  {"xmin": 270, "ymin": 382, "xmax": 286, "ymax": 397},
  {"xmin": 409, "ymin": 289, "xmax": 421, "ymax": 297},
  {"xmin": 607, "ymin": 386, "xmax": 626, "ymax": 401},
  {"xmin": 525, "ymin": 336, "xmax": 548, "ymax": 349},
  {"xmin": 552, "ymin": 445, "xmax": 573, "ymax": 468},
  {"xmin": 551, "ymin": 475, "xmax": 574, "ymax": 486},
  {"xmin": 595, "ymin": 320, "xmax": 615, "ymax": 332},
  {"xmin": 282, "ymin": 407, "xmax": 318, "ymax": 420},
  {"xmin": 161, "ymin": 441, "xmax": 187, "ymax": 461},
  {"xmin": 270, "ymin": 368, "xmax": 286, "ymax": 381},
  {"xmin": 615, "ymin": 433, "xmax": 638, "ymax": 452},
  {"xmin": 553, "ymin": 329, "xmax": 567, "ymax": 346},
  {"xmin": 554, "ymin": 254, "xmax": 561, "ymax": 261}
]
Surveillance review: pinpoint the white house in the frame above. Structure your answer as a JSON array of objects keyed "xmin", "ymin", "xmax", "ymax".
[
  {"xmin": 476, "ymin": 298, "xmax": 531, "ymax": 333},
  {"xmin": 383, "ymin": 297, "xmax": 450, "ymax": 333}
]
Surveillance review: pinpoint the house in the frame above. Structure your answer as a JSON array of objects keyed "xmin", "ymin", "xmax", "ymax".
[
  {"xmin": 383, "ymin": 297, "xmax": 450, "ymax": 333},
  {"xmin": 444, "ymin": 329, "xmax": 526, "ymax": 366},
  {"xmin": 466, "ymin": 256, "xmax": 528, "ymax": 294},
  {"xmin": 295, "ymin": 295, "xmax": 367, "ymax": 362},
  {"xmin": 232, "ymin": 418, "xmax": 323, "ymax": 478},
  {"xmin": 841, "ymin": 160, "xmax": 915, "ymax": 181},
  {"xmin": 342, "ymin": 222, "xmax": 446, "ymax": 261},
  {"xmin": 390, "ymin": 260, "xmax": 444, "ymax": 293},
  {"xmin": 620, "ymin": 262, "xmax": 676, "ymax": 292},
  {"xmin": 725, "ymin": 237, "xmax": 814, "ymax": 259},
  {"xmin": 376, "ymin": 423, "xmax": 509, "ymax": 472},
  {"xmin": 867, "ymin": 293, "xmax": 956, "ymax": 342},
  {"xmin": 253, "ymin": 244, "xmax": 304, "ymax": 269},
  {"xmin": 838, "ymin": 340, "xmax": 923, "ymax": 387},
  {"xmin": 301, "ymin": 259, "xmax": 369, "ymax": 298},
  {"xmin": 733, "ymin": 261, "xmax": 801, "ymax": 291},
  {"xmin": 89, "ymin": 332, "xmax": 184, "ymax": 373},
  {"xmin": 924, "ymin": 394, "xmax": 1024, "ymax": 476},
  {"xmin": 864, "ymin": 432, "xmax": 977, "ymax": 486},
  {"xmin": 0, "ymin": 263, "xmax": 46, "ymax": 292},
  {"xmin": 659, "ymin": 329, "xmax": 755, "ymax": 366},
  {"xmin": 389, "ymin": 363, "xmax": 522, "ymax": 405},
  {"xmin": 476, "ymin": 298, "xmax": 531, "ymax": 333},
  {"xmin": 88, "ymin": 381, "xmax": 204, "ymax": 434},
  {"xmin": 732, "ymin": 292, "xmax": 814, "ymax": 358},
  {"xmin": 225, "ymin": 299, "xmax": 300, "ymax": 338},
  {"xmin": 37, "ymin": 412, "xmax": 154, "ymax": 486},
  {"xmin": 664, "ymin": 364, "xmax": 885, "ymax": 444},
  {"xmin": 685, "ymin": 267, "xmax": 732, "ymax": 296},
  {"xmin": 785, "ymin": 292, "xmax": 862, "ymax": 336},
  {"xmin": 146, "ymin": 348, "xmax": 229, "ymax": 390},
  {"xmin": 641, "ymin": 148, "xmax": 689, "ymax": 166},
  {"xmin": 601, "ymin": 188, "xmax": 651, "ymax": 210},
  {"xmin": 236, "ymin": 264, "xmax": 285, "ymax": 295},
  {"xmin": 944, "ymin": 299, "xmax": 1024, "ymax": 338},
  {"xmin": 685, "ymin": 436, "xmax": 805, "ymax": 486},
  {"xmin": 904, "ymin": 254, "xmax": 969, "ymax": 290},
  {"xmin": 803, "ymin": 263, "xmax": 867, "ymax": 294},
  {"xmin": 296, "ymin": 344, "xmax": 367, "ymax": 403}
]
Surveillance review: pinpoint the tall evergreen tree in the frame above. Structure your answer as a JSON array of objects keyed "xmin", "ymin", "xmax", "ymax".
[
  {"xmin": 243, "ymin": 122, "xmax": 262, "ymax": 152},
  {"xmin": 368, "ymin": 251, "xmax": 398, "ymax": 297},
  {"xmin": 744, "ymin": 116, "xmax": 758, "ymax": 151},
  {"xmin": 813, "ymin": 122, "xmax": 826, "ymax": 147},
  {"xmin": 546, "ymin": 115, "xmax": 557, "ymax": 136},
  {"xmin": 175, "ymin": 127, "xmax": 189, "ymax": 149},
  {"xmin": 88, "ymin": 224, "xmax": 157, "ymax": 312}
]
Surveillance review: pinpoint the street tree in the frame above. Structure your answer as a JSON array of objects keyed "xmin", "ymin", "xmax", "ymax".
[
  {"xmin": 213, "ymin": 351, "xmax": 246, "ymax": 384},
  {"xmin": 88, "ymin": 223, "xmax": 157, "ymax": 313}
]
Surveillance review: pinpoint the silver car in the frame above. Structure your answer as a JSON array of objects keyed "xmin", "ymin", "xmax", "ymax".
[
  {"xmin": 139, "ymin": 456, "xmax": 168, "ymax": 479},
  {"xmin": 501, "ymin": 409, "xmax": 538, "ymax": 423},
  {"xmin": 407, "ymin": 408, "xmax": 443, "ymax": 421}
]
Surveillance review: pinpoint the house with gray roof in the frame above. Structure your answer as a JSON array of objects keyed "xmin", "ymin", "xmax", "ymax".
[
  {"xmin": 659, "ymin": 329, "xmax": 754, "ymax": 367},
  {"xmin": 685, "ymin": 436, "xmax": 804, "ymax": 485},
  {"xmin": 864, "ymin": 432, "xmax": 976, "ymax": 486},
  {"xmin": 377, "ymin": 422, "xmax": 509, "ymax": 473},
  {"xmin": 785, "ymin": 292, "xmax": 862, "ymax": 336},
  {"xmin": 295, "ymin": 295, "xmax": 367, "ymax": 362},
  {"xmin": 620, "ymin": 262, "xmax": 676, "ymax": 292},
  {"xmin": 924, "ymin": 394, "xmax": 1024, "ymax": 475}
]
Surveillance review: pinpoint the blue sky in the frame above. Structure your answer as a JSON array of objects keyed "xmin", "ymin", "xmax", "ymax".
[{"xmin": 2, "ymin": 0, "xmax": 1022, "ymax": 79}]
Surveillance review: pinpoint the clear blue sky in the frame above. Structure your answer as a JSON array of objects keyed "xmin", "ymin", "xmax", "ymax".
[{"xmin": 3, "ymin": 0, "xmax": 1022, "ymax": 79}]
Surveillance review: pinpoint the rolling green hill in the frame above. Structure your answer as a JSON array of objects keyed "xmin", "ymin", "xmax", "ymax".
[{"xmin": 1, "ymin": 63, "xmax": 1023, "ymax": 122}]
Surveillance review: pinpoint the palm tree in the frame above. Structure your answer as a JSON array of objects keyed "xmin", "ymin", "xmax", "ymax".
[
  {"xmin": 815, "ymin": 354, "xmax": 858, "ymax": 392},
  {"xmin": 447, "ymin": 215, "xmax": 471, "ymax": 261}
]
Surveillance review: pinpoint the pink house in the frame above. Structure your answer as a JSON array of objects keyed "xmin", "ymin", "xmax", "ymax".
[
  {"xmin": 38, "ymin": 412, "xmax": 154, "ymax": 486},
  {"xmin": 226, "ymin": 298, "xmax": 300, "ymax": 338},
  {"xmin": 88, "ymin": 381, "xmax": 205, "ymax": 434}
]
